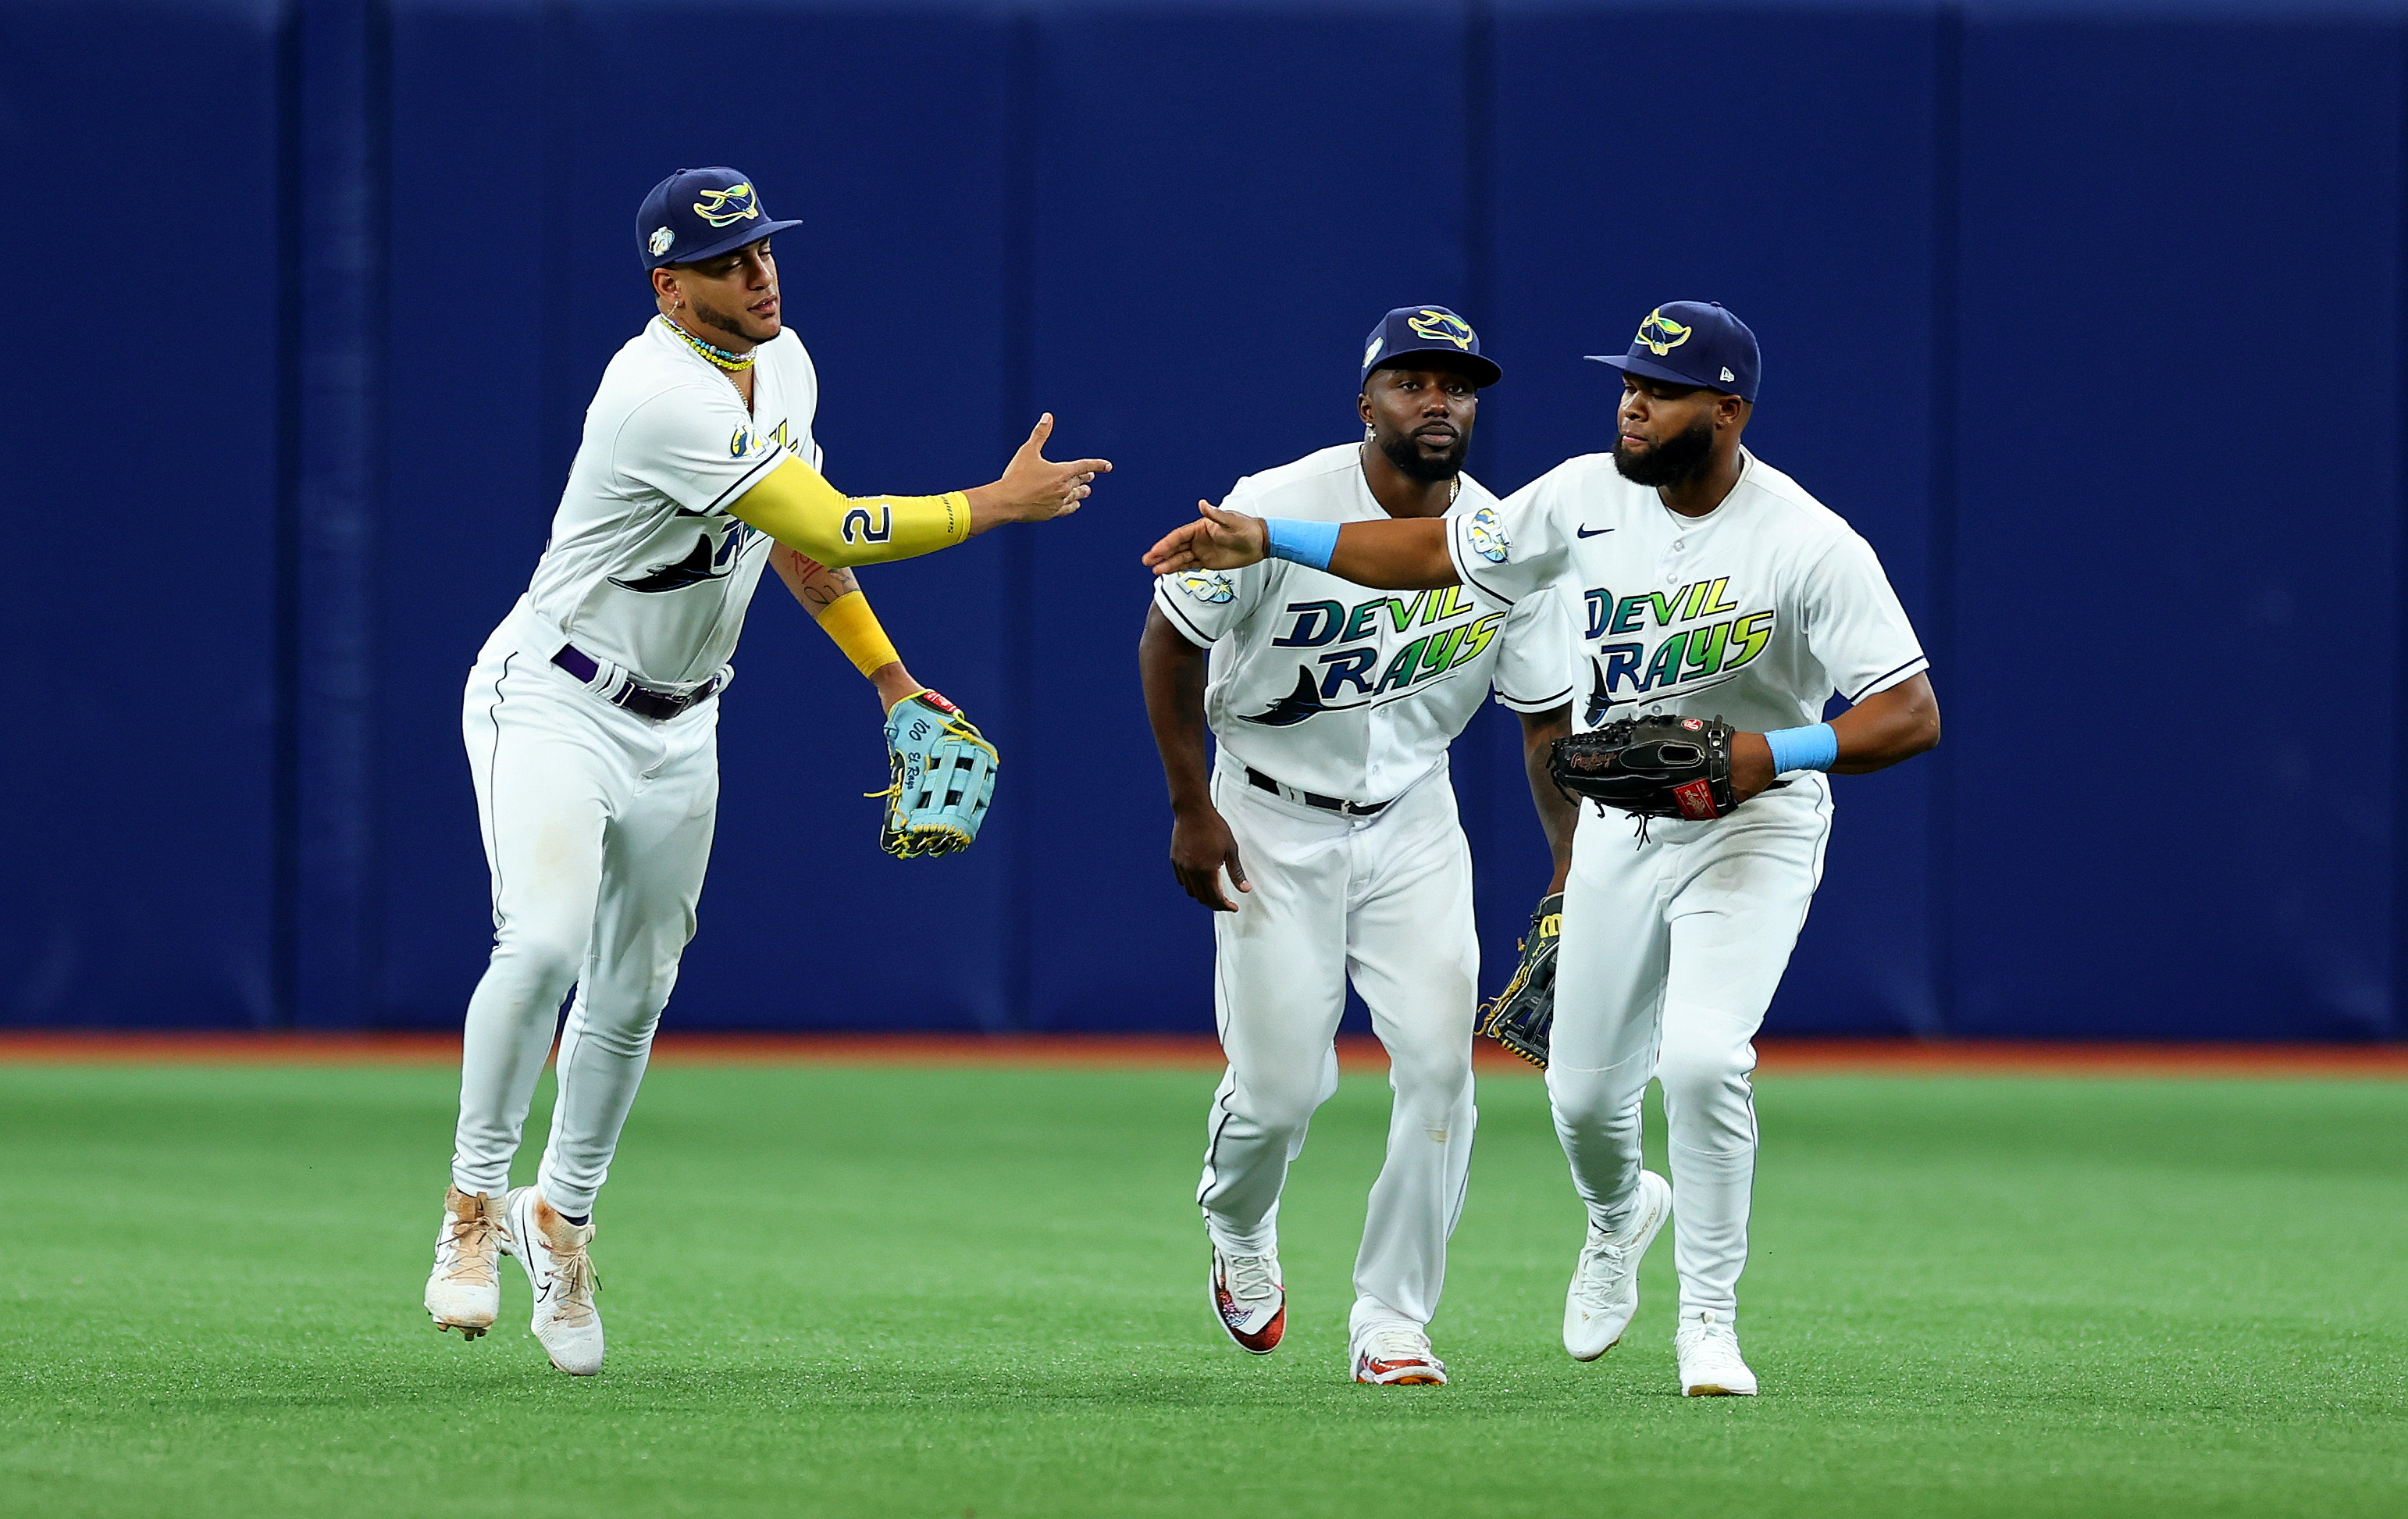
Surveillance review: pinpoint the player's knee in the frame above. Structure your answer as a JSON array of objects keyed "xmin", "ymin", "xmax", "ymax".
[
  {"xmin": 1544, "ymin": 1061, "xmax": 1620, "ymax": 1130},
  {"xmin": 1655, "ymin": 1043, "xmax": 1754, "ymax": 1145},
  {"xmin": 1655, "ymin": 1038, "xmax": 1743, "ymax": 1098},
  {"xmin": 1386, "ymin": 1043, "xmax": 1472, "ymax": 1111},
  {"xmin": 581, "ymin": 1010, "xmax": 662, "ymax": 1059},
  {"xmin": 1234, "ymin": 1077, "xmax": 1323, "ymax": 1142},
  {"xmin": 486, "ymin": 922, "xmax": 588, "ymax": 1000}
]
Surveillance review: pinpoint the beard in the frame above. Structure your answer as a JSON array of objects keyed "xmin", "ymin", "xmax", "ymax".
[
  {"xmin": 1374, "ymin": 426, "xmax": 1468, "ymax": 483},
  {"xmin": 690, "ymin": 294, "xmax": 775, "ymax": 343},
  {"xmin": 1612, "ymin": 415, "xmax": 1715, "ymax": 487}
]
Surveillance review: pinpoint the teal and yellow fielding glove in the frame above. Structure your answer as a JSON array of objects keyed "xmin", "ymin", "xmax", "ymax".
[
  {"xmin": 1478, "ymin": 892, "xmax": 1562, "ymax": 1067},
  {"xmin": 870, "ymin": 690, "xmax": 998, "ymax": 858}
]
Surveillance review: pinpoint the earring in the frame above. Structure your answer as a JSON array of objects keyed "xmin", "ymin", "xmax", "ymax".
[{"xmin": 1364, "ymin": 423, "xmax": 1375, "ymax": 440}]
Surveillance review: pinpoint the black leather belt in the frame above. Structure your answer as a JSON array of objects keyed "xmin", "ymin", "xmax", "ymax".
[
  {"xmin": 552, "ymin": 644, "xmax": 720, "ymax": 722},
  {"xmin": 1247, "ymin": 766, "xmax": 1390, "ymax": 817}
]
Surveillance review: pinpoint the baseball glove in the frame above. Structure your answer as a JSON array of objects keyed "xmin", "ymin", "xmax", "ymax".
[
  {"xmin": 1478, "ymin": 892, "xmax": 1562, "ymax": 1068},
  {"xmin": 1550, "ymin": 714, "xmax": 1739, "ymax": 822},
  {"xmin": 868, "ymin": 690, "xmax": 998, "ymax": 858}
]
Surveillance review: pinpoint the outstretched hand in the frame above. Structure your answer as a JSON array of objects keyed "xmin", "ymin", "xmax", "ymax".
[
  {"xmin": 1142, "ymin": 500, "xmax": 1271, "ymax": 575},
  {"xmin": 967, "ymin": 415, "xmax": 1110, "ymax": 533}
]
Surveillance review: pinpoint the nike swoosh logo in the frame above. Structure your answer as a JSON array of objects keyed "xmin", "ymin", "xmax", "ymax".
[{"xmin": 1576, "ymin": 525, "xmax": 1615, "ymax": 538}]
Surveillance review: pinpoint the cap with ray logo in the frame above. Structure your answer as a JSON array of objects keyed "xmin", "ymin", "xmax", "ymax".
[
  {"xmin": 637, "ymin": 167, "xmax": 806, "ymax": 271},
  {"xmin": 1587, "ymin": 301, "xmax": 1759, "ymax": 402},
  {"xmin": 1360, "ymin": 305, "xmax": 1502, "ymax": 389}
]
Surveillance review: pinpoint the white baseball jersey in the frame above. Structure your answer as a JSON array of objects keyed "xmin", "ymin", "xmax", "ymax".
[
  {"xmin": 522, "ymin": 318, "xmax": 824, "ymax": 690},
  {"xmin": 1444, "ymin": 447, "xmax": 1925, "ymax": 734},
  {"xmin": 1155, "ymin": 444, "xmax": 1575, "ymax": 804}
]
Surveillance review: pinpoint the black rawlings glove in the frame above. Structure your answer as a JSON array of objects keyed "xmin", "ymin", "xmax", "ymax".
[
  {"xmin": 1550, "ymin": 714, "xmax": 1739, "ymax": 822},
  {"xmin": 1478, "ymin": 893, "xmax": 1562, "ymax": 1068}
]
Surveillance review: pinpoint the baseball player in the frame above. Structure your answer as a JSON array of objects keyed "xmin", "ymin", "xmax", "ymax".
[
  {"xmin": 1139, "ymin": 306, "xmax": 1576, "ymax": 1386},
  {"xmin": 422, "ymin": 166, "xmax": 1109, "ymax": 1375},
  {"xmin": 1144, "ymin": 301, "xmax": 1940, "ymax": 1396}
]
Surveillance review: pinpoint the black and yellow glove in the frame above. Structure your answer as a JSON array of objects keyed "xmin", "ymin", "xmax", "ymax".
[{"xmin": 1477, "ymin": 892, "xmax": 1562, "ymax": 1067}]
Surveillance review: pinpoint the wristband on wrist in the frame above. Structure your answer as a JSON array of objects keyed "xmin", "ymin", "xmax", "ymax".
[
  {"xmin": 814, "ymin": 591, "xmax": 903, "ymax": 677},
  {"xmin": 1263, "ymin": 517, "xmax": 1340, "ymax": 572},
  {"xmin": 1762, "ymin": 722, "xmax": 1840, "ymax": 775}
]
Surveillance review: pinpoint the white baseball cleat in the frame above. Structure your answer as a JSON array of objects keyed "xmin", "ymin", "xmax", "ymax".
[
  {"xmin": 1352, "ymin": 1321, "xmax": 1448, "ymax": 1386},
  {"xmin": 424, "ymin": 1185, "xmax": 510, "ymax": 1339},
  {"xmin": 1562, "ymin": 1169, "xmax": 1672, "ymax": 1361},
  {"xmin": 1676, "ymin": 1310, "xmax": 1758, "ymax": 1396},
  {"xmin": 1209, "ymin": 1246, "xmax": 1286, "ymax": 1354},
  {"xmin": 505, "ymin": 1187, "xmax": 604, "ymax": 1375}
]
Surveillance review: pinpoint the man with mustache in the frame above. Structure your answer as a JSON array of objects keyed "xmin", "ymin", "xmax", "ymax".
[
  {"xmin": 1145, "ymin": 301, "xmax": 1940, "ymax": 1396},
  {"xmin": 1139, "ymin": 306, "xmax": 1576, "ymax": 1385},
  {"xmin": 421, "ymin": 166, "xmax": 1108, "ymax": 1375}
]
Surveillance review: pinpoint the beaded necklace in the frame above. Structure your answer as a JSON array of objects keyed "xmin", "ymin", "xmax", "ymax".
[{"xmin": 659, "ymin": 315, "xmax": 757, "ymax": 372}]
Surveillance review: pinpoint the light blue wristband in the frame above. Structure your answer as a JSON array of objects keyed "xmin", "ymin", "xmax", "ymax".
[
  {"xmin": 1763, "ymin": 722, "xmax": 1840, "ymax": 774},
  {"xmin": 1263, "ymin": 517, "xmax": 1340, "ymax": 572}
]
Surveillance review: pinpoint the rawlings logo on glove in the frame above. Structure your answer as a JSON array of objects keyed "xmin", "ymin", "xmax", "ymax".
[
  {"xmin": 1550, "ymin": 714, "xmax": 1739, "ymax": 823},
  {"xmin": 869, "ymin": 690, "xmax": 998, "ymax": 858}
]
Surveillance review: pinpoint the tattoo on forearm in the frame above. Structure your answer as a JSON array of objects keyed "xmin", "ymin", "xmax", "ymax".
[{"xmin": 774, "ymin": 545, "xmax": 860, "ymax": 611}]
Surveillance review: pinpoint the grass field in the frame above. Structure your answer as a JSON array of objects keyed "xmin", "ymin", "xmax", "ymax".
[{"xmin": 2, "ymin": 1057, "xmax": 2403, "ymax": 1517}]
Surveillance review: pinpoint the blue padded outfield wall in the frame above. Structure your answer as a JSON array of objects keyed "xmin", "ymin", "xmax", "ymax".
[{"xmin": 2, "ymin": 0, "xmax": 2403, "ymax": 1039}]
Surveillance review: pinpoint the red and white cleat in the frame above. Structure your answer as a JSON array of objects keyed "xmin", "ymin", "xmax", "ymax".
[
  {"xmin": 1352, "ymin": 1322, "xmax": 1448, "ymax": 1386},
  {"xmin": 1209, "ymin": 1246, "xmax": 1285, "ymax": 1354}
]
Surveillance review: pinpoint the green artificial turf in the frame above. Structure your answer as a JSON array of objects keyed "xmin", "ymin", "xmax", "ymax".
[{"xmin": 1, "ymin": 1058, "xmax": 2403, "ymax": 1517}]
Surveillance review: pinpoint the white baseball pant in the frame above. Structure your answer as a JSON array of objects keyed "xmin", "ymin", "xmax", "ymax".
[
  {"xmin": 1545, "ymin": 775, "xmax": 1831, "ymax": 1321},
  {"xmin": 1197, "ymin": 758, "xmax": 1479, "ymax": 1337},
  {"xmin": 449, "ymin": 608, "xmax": 720, "ymax": 1218}
]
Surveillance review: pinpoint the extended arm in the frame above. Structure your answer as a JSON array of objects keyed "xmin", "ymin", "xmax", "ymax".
[
  {"xmin": 732, "ymin": 415, "xmax": 1109, "ymax": 569},
  {"xmin": 1139, "ymin": 605, "xmax": 1249, "ymax": 911},
  {"xmin": 1731, "ymin": 672, "xmax": 1942, "ymax": 799},
  {"xmin": 769, "ymin": 547, "xmax": 922, "ymax": 711},
  {"xmin": 1519, "ymin": 704, "xmax": 1578, "ymax": 893},
  {"xmin": 1143, "ymin": 501, "xmax": 1458, "ymax": 590}
]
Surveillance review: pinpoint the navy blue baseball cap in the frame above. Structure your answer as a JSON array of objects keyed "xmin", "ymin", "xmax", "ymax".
[
  {"xmin": 1361, "ymin": 305, "xmax": 1502, "ymax": 388},
  {"xmin": 1587, "ymin": 301, "xmax": 1759, "ymax": 402},
  {"xmin": 638, "ymin": 167, "xmax": 804, "ymax": 271}
]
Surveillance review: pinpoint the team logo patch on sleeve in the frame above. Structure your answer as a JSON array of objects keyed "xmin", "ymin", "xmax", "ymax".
[
  {"xmin": 729, "ymin": 424, "xmax": 762, "ymax": 458},
  {"xmin": 1175, "ymin": 571, "xmax": 1237, "ymax": 604},
  {"xmin": 1466, "ymin": 505, "xmax": 1512, "ymax": 563}
]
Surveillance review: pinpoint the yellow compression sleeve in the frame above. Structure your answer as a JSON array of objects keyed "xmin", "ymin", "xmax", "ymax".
[
  {"xmin": 726, "ymin": 455, "xmax": 971, "ymax": 567},
  {"xmin": 814, "ymin": 590, "xmax": 903, "ymax": 677}
]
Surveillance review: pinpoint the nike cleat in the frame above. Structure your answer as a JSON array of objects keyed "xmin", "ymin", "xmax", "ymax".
[
  {"xmin": 1209, "ymin": 1246, "xmax": 1285, "ymax": 1354},
  {"xmin": 1352, "ymin": 1321, "xmax": 1448, "ymax": 1385},
  {"xmin": 505, "ymin": 1187, "xmax": 604, "ymax": 1376}
]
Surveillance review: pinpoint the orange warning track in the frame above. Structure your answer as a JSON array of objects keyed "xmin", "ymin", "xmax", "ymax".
[{"xmin": 0, "ymin": 1031, "xmax": 2403, "ymax": 1078}]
